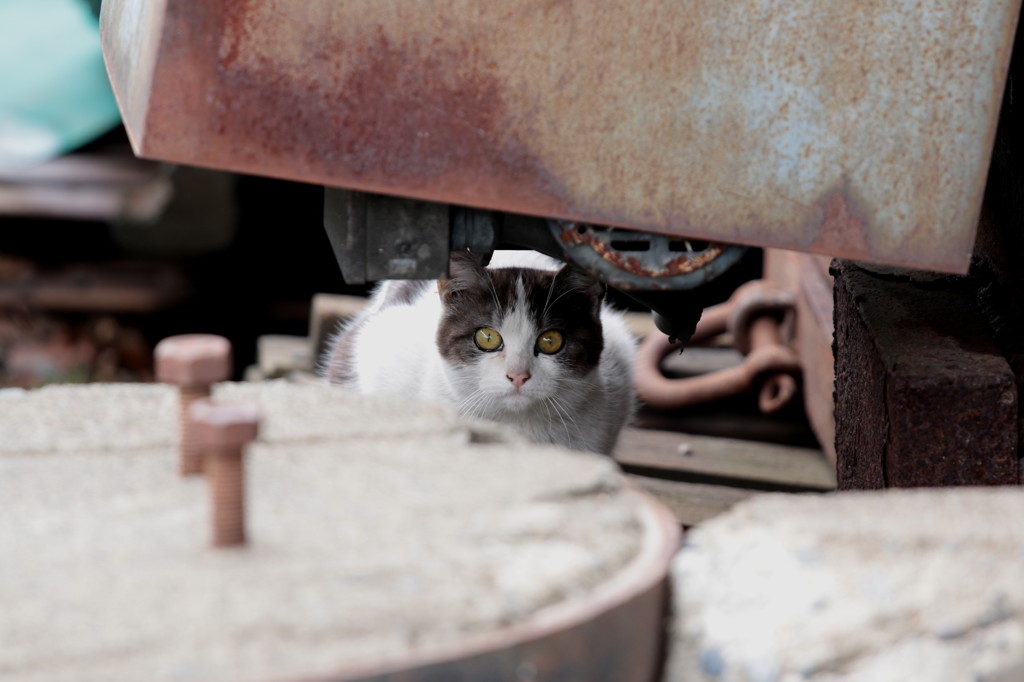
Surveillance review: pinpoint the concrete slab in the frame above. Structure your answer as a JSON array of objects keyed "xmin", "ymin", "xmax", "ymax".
[
  {"xmin": 669, "ymin": 487, "xmax": 1024, "ymax": 682},
  {"xmin": 0, "ymin": 381, "xmax": 655, "ymax": 681}
]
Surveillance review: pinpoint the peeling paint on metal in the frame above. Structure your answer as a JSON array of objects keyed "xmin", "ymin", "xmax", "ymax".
[{"xmin": 102, "ymin": 0, "xmax": 1023, "ymax": 273}]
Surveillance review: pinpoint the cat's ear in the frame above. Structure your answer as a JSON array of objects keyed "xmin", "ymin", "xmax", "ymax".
[
  {"xmin": 555, "ymin": 264, "xmax": 604, "ymax": 315},
  {"xmin": 438, "ymin": 250, "xmax": 489, "ymax": 303}
]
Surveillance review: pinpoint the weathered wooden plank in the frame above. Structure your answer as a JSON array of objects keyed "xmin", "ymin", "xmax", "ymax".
[
  {"xmin": 626, "ymin": 475, "xmax": 760, "ymax": 528},
  {"xmin": 0, "ymin": 263, "xmax": 186, "ymax": 313},
  {"xmin": 256, "ymin": 334, "xmax": 312, "ymax": 379},
  {"xmin": 0, "ymin": 150, "xmax": 159, "ymax": 184},
  {"xmin": 0, "ymin": 152, "xmax": 171, "ymax": 221},
  {"xmin": 615, "ymin": 427, "xmax": 836, "ymax": 491}
]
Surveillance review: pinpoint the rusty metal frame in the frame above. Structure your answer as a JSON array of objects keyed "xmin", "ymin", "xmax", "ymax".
[{"xmin": 101, "ymin": 0, "xmax": 1022, "ymax": 273}]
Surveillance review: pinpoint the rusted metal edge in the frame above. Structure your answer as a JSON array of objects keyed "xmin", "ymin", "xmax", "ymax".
[{"xmin": 100, "ymin": 1, "xmax": 1024, "ymax": 274}]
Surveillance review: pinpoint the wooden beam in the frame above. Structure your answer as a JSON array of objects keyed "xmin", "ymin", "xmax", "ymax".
[
  {"xmin": 626, "ymin": 475, "xmax": 761, "ymax": 528},
  {"xmin": 614, "ymin": 427, "xmax": 836, "ymax": 491}
]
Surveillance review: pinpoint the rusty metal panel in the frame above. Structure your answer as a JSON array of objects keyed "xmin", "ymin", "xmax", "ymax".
[{"xmin": 100, "ymin": 0, "xmax": 1022, "ymax": 273}]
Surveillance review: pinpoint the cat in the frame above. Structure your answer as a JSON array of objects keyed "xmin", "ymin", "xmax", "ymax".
[{"xmin": 323, "ymin": 250, "xmax": 636, "ymax": 454}]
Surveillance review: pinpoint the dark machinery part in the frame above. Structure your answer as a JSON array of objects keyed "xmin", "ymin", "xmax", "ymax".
[
  {"xmin": 323, "ymin": 187, "xmax": 747, "ymax": 344},
  {"xmin": 323, "ymin": 188, "xmax": 562, "ymax": 282},
  {"xmin": 324, "ymin": 189, "xmax": 450, "ymax": 283},
  {"xmin": 546, "ymin": 220, "xmax": 748, "ymax": 343},
  {"xmin": 450, "ymin": 207, "xmax": 499, "ymax": 267},
  {"xmin": 548, "ymin": 220, "xmax": 748, "ymax": 292}
]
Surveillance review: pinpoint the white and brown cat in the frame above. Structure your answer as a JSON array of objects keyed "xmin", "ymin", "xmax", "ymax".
[{"xmin": 323, "ymin": 250, "xmax": 636, "ymax": 454}]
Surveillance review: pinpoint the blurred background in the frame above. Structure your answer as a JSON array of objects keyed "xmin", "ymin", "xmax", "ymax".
[{"xmin": 0, "ymin": 0, "xmax": 362, "ymax": 388}]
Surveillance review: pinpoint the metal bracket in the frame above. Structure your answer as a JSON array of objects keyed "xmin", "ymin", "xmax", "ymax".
[
  {"xmin": 450, "ymin": 207, "xmax": 499, "ymax": 267},
  {"xmin": 323, "ymin": 188, "xmax": 450, "ymax": 284}
]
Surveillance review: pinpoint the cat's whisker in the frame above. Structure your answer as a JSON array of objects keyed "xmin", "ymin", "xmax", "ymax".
[
  {"xmin": 554, "ymin": 396, "xmax": 585, "ymax": 439},
  {"xmin": 482, "ymin": 393, "xmax": 500, "ymax": 417},
  {"xmin": 467, "ymin": 390, "xmax": 504, "ymax": 419},
  {"xmin": 474, "ymin": 394, "xmax": 496, "ymax": 418},
  {"xmin": 458, "ymin": 389, "xmax": 490, "ymax": 418},
  {"xmin": 541, "ymin": 398, "xmax": 553, "ymax": 423},
  {"xmin": 485, "ymin": 273, "xmax": 503, "ymax": 317},
  {"xmin": 541, "ymin": 268, "xmax": 559, "ymax": 318},
  {"xmin": 543, "ymin": 287, "xmax": 578, "ymax": 314},
  {"xmin": 539, "ymin": 399, "xmax": 560, "ymax": 439},
  {"xmin": 542, "ymin": 396, "xmax": 570, "ymax": 442},
  {"xmin": 546, "ymin": 395, "xmax": 580, "ymax": 445},
  {"xmin": 457, "ymin": 396, "xmax": 476, "ymax": 416}
]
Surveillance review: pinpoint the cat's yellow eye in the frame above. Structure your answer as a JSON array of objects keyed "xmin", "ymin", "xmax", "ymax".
[
  {"xmin": 536, "ymin": 330, "xmax": 564, "ymax": 355},
  {"xmin": 474, "ymin": 327, "xmax": 503, "ymax": 351}
]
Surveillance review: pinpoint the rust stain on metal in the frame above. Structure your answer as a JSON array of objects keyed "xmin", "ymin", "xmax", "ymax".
[
  {"xmin": 659, "ymin": 250, "xmax": 724, "ymax": 276},
  {"xmin": 558, "ymin": 227, "xmax": 724, "ymax": 278},
  {"xmin": 152, "ymin": 1, "xmax": 571, "ymax": 218},
  {"xmin": 808, "ymin": 192, "xmax": 872, "ymax": 257},
  {"xmin": 102, "ymin": 0, "xmax": 1023, "ymax": 273}
]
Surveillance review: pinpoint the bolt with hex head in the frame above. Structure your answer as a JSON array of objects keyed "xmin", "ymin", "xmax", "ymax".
[{"xmin": 154, "ymin": 334, "xmax": 232, "ymax": 476}]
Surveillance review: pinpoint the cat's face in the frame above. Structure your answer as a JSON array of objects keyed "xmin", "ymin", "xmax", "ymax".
[{"xmin": 436, "ymin": 252, "xmax": 604, "ymax": 417}]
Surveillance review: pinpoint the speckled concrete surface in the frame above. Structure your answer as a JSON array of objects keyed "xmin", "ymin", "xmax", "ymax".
[
  {"xmin": 669, "ymin": 488, "xmax": 1024, "ymax": 682},
  {"xmin": 0, "ymin": 382, "xmax": 643, "ymax": 681}
]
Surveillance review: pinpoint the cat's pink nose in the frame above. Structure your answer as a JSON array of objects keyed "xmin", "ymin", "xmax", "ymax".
[{"xmin": 507, "ymin": 371, "xmax": 531, "ymax": 389}]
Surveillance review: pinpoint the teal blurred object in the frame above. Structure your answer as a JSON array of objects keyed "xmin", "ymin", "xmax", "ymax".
[{"xmin": 0, "ymin": 0, "xmax": 121, "ymax": 169}]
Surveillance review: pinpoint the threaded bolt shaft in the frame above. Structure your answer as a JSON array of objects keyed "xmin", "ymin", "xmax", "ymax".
[
  {"xmin": 178, "ymin": 385, "xmax": 211, "ymax": 475},
  {"xmin": 207, "ymin": 446, "xmax": 247, "ymax": 547},
  {"xmin": 189, "ymin": 399, "xmax": 261, "ymax": 549}
]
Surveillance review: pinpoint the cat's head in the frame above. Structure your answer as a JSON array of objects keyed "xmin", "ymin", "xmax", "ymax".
[{"xmin": 436, "ymin": 251, "xmax": 604, "ymax": 416}]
